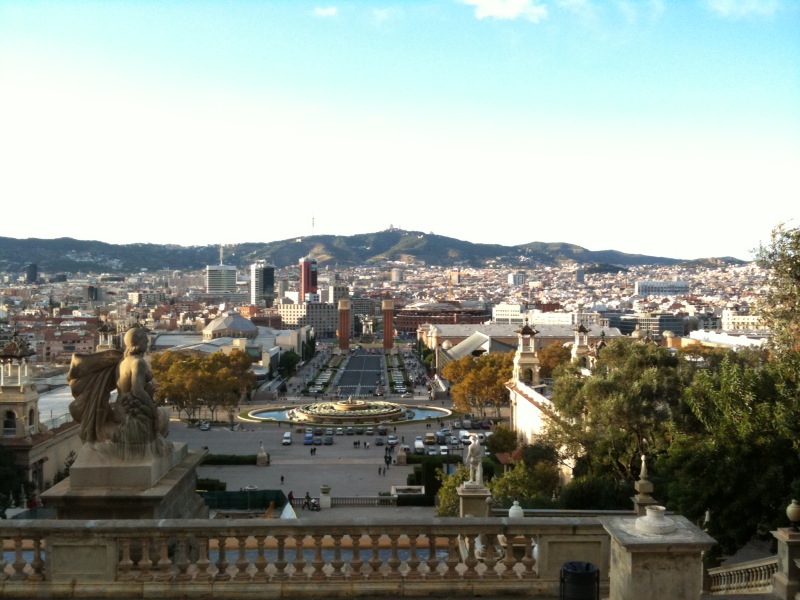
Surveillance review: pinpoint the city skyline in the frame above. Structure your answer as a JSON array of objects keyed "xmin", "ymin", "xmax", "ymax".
[{"xmin": 1, "ymin": 0, "xmax": 798, "ymax": 261}]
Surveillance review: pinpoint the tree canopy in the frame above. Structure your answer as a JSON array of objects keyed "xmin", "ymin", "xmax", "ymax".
[
  {"xmin": 151, "ymin": 350, "xmax": 255, "ymax": 421},
  {"xmin": 441, "ymin": 351, "xmax": 514, "ymax": 416}
]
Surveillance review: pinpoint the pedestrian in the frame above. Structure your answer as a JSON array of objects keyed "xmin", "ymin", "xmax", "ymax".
[
  {"xmin": 378, "ymin": 466, "xmax": 382, "ymax": 475},
  {"xmin": 310, "ymin": 448, "xmax": 313, "ymax": 456},
  {"xmin": 401, "ymin": 436, "xmax": 404, "ymax": 443},
  {"xmin": 302, "ymin": 492, "xmax": 311, "ymax": 510},
  {"xmin": 280, "ymin": 475, "xmax": 284, "ymax": 485},
  {"xmin": 288, "ymin": 490, "xmax": 294, "ymax": 505}
]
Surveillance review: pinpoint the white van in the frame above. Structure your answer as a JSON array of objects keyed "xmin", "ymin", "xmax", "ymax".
[
  {"xmin": 459, "ymin": 430, "xmax": 471, "ymax": 444},
  {"xmin": 414, "ymin": 440, "xmax": 425, "ymax": 455},
  {"xmin": 282, "ymin": 432, "xmax": 292, "ymax": 445}
]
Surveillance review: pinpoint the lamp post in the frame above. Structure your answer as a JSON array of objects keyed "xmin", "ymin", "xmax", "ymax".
[{"xmin": 228, "ymin": 406, "xmax": 236, "ymax": 431}]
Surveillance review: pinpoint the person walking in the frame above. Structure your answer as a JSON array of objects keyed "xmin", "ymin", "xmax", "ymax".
[
  {"xmin": 302, "ymin": 492, "xmax": 311, "ymax": 510},
  {"xmin": 287, "ymin": 490, "xmax": 294, "ymax": 506},
  {"xmin": 280, "ymin": 475, "xmax": 285, "ymax": 485}
]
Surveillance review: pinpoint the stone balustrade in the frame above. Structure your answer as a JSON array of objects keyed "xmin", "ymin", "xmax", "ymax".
[
  {"xmin": 1, "ymin": 515, "xmax": 610, "ymax": 599},
  {"xmin": 707, "ymin": 556, "xmax": 777, "ymax": 594}
]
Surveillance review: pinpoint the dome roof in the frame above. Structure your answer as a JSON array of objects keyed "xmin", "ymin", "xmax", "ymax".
[{"xmin": 203, "ymin": 312, "xmax": 257, "ymax": 335}]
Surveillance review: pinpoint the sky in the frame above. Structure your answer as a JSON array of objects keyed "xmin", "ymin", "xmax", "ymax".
[{"xmin": 1, "ymin": 0, "xmax": 798, "ymax": 261}]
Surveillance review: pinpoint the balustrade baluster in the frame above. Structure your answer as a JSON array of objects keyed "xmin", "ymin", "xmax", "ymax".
[
  {"xmin": 521, "ymin": 535, "xmax": 536, "ymax": 578},
  {"xmin": 11, "ymin": 536, "xmax": 26, "ymax": 580},
  {"xmin": 118, "ymin": 538, "xmax": 134, "ymax": 581},
  {"xmin": 175, "ymin": 535, "xmax": 192, "ymax": 582},
  {"xmin": 443, "ymin": 535, "xmax": 460, "ymax": 579},
  {"xmin": 194, "ymin": 537, "xmax": 212, "ymax": 582},
  {"xmin": 137, "ymin": 538, "xmax": 154, "ymax": 582},
  {"xmin": 234, "ymin": 535, "xmax": 250, "ymax": 581},
  {"xmin": 290, "ymin": 534, "xmax": 306, "ymax": 580},
  {"xmin": 386, "ymin": 534, "xmax": 401, "ymax": 579},
  {"xmin": 311, "ymin": 534, "xmax": 326, "ymax": 580},
  {"xmin": 28, "ymin": 536, "xmax": 44, "ymax": 581},
  {"xmin": 215, "ymin": 537, "xmax": 230, "ymax": 581},
  {"xmin": 406, "ymin": 533, "xmax": 421, "ymax": 579},
  {"xmin": 463, "ymin": 534, "xmax": 479, "ymax": 580},
  {"xmin": 348, "ymin": 533, "xmax": 364, "ymax": 579},
  {"xmin": 256, "ymin": 535, "xmax": 272, "ymax": 581},
  {"xmin": 482, "ymin": 534, "xmax": 499, "ymax": 579},
  {"xmin": 425, "ymin": 533, "xmax": 440, "ymax": 579},
  {"xmin": 501, "ymin": 534, "xmax": 517, "ymax": 579},
  {"xmin": 154, "ymin": 537, "xmax": 173, "ymax": 581},
  {"xmin": 368, "ymin": 533, "xmax": 382, "ymax": 579},
  {"xmin": 330, "ymin": 534, "xmax": 345, "ymax": 579},
  {"xmin": 273, "ymin": 534, "xmax": 289, "ymax": 580},
  {"xmin": 0, "ymin": 535, "xmax": 6, "ymax": 581}
]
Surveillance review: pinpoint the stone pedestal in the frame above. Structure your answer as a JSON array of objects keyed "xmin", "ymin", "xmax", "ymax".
[
  {"xmin": 319, "ymin": 484, "xmax": 332, "ymax": 509},
  {"xmin": 602, "ymin": 511, "xmax": 715, "ymax": 600},
  {"xmin": 772, "ymin": 528, "xmax": 800, "ymax": 600},
  {"xmin": 458, "ymin": 482, "xmax": 491, "ymax": 517},
  {"xmin": 42, "ymin": 442, "xmax": 208, "ymax": 520}
]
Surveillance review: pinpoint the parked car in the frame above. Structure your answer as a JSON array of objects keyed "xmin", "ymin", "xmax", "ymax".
[
  {"xmin": 346, "ymin": 427, "xmax": 355, "ymax": 435},
  {"xmin": 400, "ymin": 393, "xmax": 413, "ymax": 398},
  {"xmin": 323, "ymin": 435, "xmax": 334, "ymax": 445},
  {"xmin": 314, "ymin": 436, "xmax": 323, "ymax": 445},
  {"xmin": 335, "ymin": 427, "xmax": 344, "ymax": 435},
  {"xmin": 387, "ymin": 434, "xmax": 398, "ymax": 446},
  {"xmin": 365, "ymin": 427, "xmax": 374, "ymax": 435},
  {"xmin": 355, "ymin": 427, "xmax": 365, "ymax": 435},
  {"xmin": 199, "ymin": 422, "xmax": 211, "ymax": 431},
  {"xmin": 374, "ymin": 437, "xmax": 385, "ymax": 446}
]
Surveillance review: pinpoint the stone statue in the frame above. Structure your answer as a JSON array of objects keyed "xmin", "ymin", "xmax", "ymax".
[
  {"xmin": 68, "ymin": 326, "xmax": 172, "ymax": 459},
  {"xmin": 465, "ymin": 434, "xmax": 483, "ymax": 485}
]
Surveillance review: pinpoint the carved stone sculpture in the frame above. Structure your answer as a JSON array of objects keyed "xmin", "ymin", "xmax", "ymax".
[{"xmin": 68, "ymin": 326, "xmax": 172, "ymax": 460}]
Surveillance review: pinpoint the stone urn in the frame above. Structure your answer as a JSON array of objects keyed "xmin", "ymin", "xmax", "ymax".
[
  {"xmin": 635, "ymin": 505, "xmax": 676, "ymax": 535},
  {"xmin": 786, "ymin": 499, "xmax": 800, "ymax": 530},
  {"xmin": 508, "ymin": 501, "xmax": 524, "ymax": 519},
  {"xmin": 320, "ymin": 484, "xmax": 331, "ymax": 495}
]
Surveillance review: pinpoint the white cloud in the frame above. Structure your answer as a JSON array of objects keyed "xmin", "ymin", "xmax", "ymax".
[
  {"xmin": 707, "ymin": 0, "xmax": 780, "ymax": 18},
  {"xmin": 461, "ymin": 0, "xmax": 548, "ymax": 22},
  {"xmin": 372, "ymin": 7, "xmax": 401, "ymax": 23},
  {"xmin": 312, "ymin": 6, "xmax": 338, "ymax": 17}
]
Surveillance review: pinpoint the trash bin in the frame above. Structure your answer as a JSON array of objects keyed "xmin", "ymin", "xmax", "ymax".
[{"xmin": 560, "ymin": 561, "xmax": 599, "ymax": 600}]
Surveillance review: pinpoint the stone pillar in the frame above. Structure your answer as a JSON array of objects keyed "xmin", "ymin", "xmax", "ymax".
[
  {"xmin": 338, "ymin": 299, "xmax": 350, "ymax": 351},
  {"xmin": 602, "ymin": 506, "xmax": 716, "ymax": 600},
  {"xmin": 772, "ymin": 528, "xmax": 800, "ymax": 599},
  {"xmin": 319, "ymin": 484, "xmax": 332, "ymax": 509},
  {"xmin": 382, "ymin": 299, "xmax": 394, "ymax": 353}
]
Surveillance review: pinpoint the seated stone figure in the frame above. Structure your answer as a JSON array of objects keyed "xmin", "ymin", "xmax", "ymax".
[{"xmin": 68, "ymin": 326, "xmax": 172, "ymax": 460}]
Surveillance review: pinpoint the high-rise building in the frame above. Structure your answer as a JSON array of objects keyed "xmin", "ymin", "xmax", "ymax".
[
  {"xmin": 205, "ymin": 264, "xmax": 237, "ymax": 294},
  {"xmin": 25, "ymin": 264, "xmax": 38, "ymax": 284},
  {"xmin": 250, "ymin": 261, "xmax": 275, "ymax": 306},
  {"xmin": 299, "ymin": 257, "xmax": 318, "ymax": 301}
]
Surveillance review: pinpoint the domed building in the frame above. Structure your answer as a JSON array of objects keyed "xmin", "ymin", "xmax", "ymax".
[{"xmin": 202, "ymin": 312, "xmax": 258, "ymax": 341}]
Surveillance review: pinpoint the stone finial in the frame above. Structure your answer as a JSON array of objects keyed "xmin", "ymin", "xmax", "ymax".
[{"xmin": 639, "ymin": 454, "xmax": 648, "ymax": 480}]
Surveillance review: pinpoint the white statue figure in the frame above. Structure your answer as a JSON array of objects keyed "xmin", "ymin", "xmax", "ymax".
[{"xmin": 465, "ymin": 434, "xmax": 483, "ymax": 485}]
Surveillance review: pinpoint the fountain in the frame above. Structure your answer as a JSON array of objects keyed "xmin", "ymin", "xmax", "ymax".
[{"xmin": 250, "ymin": 396, "xmax": 450, "ymax": 425}]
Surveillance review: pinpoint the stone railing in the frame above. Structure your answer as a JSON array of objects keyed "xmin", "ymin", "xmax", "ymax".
[
  {"xmin": 1, "ymin": 515, "xmax": 612, "ymax": 599},
  {"xmin": 706, "ymin": 556, "xmax": 777, "ymax": 595}
]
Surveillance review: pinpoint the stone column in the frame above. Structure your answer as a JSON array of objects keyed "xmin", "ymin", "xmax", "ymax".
[
  {"xmin": 602, "ymin": 506, "xmax": 716, "ymax": 600},
  {"xmin": 338, "ymin": 299, "xmax": 350, "ymax": 351},
  {"xmin": 772, "ymin": 528, "xmax": 800, "ymax": 600},
  {"xmin": 382, "ymin": 299, "xmax": 394, "ymax": 353}
]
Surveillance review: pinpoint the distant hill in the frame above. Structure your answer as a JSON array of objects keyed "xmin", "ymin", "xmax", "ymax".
[{"xmin": 0, "ymin": 230, "xmax": 746, "ymax": 274}]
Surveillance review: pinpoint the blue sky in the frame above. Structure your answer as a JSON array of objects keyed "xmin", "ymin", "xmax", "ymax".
[{"xmin": 1, "ymin": 0, "xmax": 797, "ymax": 261}]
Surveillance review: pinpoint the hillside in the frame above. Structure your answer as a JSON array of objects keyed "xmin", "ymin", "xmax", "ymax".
[{"xmin": 0, "ymin": 230, "xmax": 744, "ymax": 274}]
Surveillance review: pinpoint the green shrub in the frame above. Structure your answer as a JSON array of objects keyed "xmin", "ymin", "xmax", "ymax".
[{"xmin": 196, "ymin": 478, "xmax": 227, "ymax": 492}]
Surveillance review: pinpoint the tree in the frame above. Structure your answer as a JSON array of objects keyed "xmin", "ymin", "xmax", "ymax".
[
  {"xmin": 545, "ymin": 339, "xmax": 684, "ymax": 481},
  {"xmin": 537, "ymin": 342, "xmax": 572, "ymax": 379},
  {"xmin": 756, "ymin": 222, "xmax": 800, "ymax": 355},
  {"xmin": 656, "ymin": 350, "xmax": 800, "ymax": 561},
  {"xmin": 151, "ymin": 350, "xmax": 254, "ymax": 421},
  {"xmin": 441, "ymin": 351, "xmax": 514, "ymax": 416},
  {"xmin": 279, "ymin": 350, "xmax": 301, "ymax": 379},
  {"xmin": 484, "ymin": 423, "xmax": 517, "ymax": 454},
  {"xmin": 435, "ymin": 465, "xmax": 470, "ymax": 517}
]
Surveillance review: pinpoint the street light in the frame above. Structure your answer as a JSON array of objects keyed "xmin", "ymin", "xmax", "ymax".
[{"xmin": 228, "ymin": 406, "xmax": 236, "ymax": 431}]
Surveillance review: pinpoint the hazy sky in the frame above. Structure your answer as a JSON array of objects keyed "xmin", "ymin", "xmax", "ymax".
[{"xmin": 1, "ymin": 1, "xmax": 797, "ymax": 261}]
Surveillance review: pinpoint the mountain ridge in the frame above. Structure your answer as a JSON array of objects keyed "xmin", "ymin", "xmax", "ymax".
[{"xmin": 0, "ymin": 230, "xmax": 746, "ymax": 274}]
